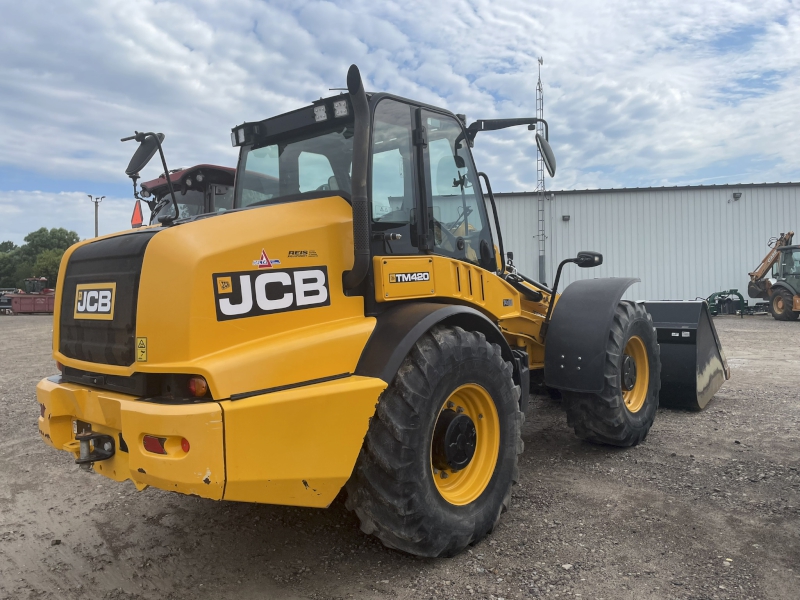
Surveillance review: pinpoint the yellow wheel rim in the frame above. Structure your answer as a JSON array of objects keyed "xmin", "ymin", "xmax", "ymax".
[
  {"xmin": 431, "ymin": 384, "xmax": 499, "ymax": 506},
  {"xmin": 622, "ymin": 335, "xmax": 650, "ymax": 413},
  {"xmin": 775, "ymin": 295, "xmax": 785, "ymax": 310}
]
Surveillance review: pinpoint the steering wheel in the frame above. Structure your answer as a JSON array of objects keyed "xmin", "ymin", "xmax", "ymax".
[{"xmin": 433, "ymin": 219, "xmax": 459, "ymax": 251}]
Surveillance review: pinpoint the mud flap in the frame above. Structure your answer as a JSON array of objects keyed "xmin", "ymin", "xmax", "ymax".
[{"xmin": 643, "ymin": 301, "xmax": 730, "ymax": 411}]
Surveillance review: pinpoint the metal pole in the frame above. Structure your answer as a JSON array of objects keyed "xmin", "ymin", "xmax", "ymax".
[
  {"xmin": 536, "ymin": 57, "xmax": 547, "ymax": 285},
  {"xmin": 88, "ymin": 195, "xmax": 105, "ymax": 237}
]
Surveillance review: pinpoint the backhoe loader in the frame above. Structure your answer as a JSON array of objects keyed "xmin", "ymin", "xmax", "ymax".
[
  {"xmin": 747, "ymin": 231, "xmax": 800, "ymax": 321},
  {"xmin": 36, "ymin": 65, "xmax": 729, "ymax": 557}
]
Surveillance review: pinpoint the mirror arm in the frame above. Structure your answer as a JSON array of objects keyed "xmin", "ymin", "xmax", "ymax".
[
  {"xmin": 130, "ymin": 174, "xmax": 143, "ymax": 202},
  {"xmin": 467, "ymin": 118, "xmax": 550, "ymax": 142},
  {"xmin": 477, "ymin": 172, "xmax": 505, "ymax": 273},
  {"xmin": 539, "ymin": 257, "xmax": 576, "ymax": 342},
  {"xmin": 149, "ymin": 133, "xmax": 179, "ymax": 224}
]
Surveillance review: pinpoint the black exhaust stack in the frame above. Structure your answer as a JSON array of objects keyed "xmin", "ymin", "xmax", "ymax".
[{"xmin": 343, "ymin": 64, "xmax": 371, "ymax": 291}]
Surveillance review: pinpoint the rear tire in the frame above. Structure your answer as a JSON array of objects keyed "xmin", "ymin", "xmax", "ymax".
[
  {"xmin": 770, "ymin": 289, "xmax": 799, "ymax": 321},
  {"xmin": 562, "ymin": 301, "xmax": 661, "ymax": 447},
  {"xmin": 345, "ymin": 325, "xmax": 523, "ymax": 557}
]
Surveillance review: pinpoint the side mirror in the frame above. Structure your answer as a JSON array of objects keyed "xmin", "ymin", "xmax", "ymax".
[
  {"xmin": 125, "ymin": 133, "xmax": 165, "ymax": 177},
  {"xmin": 535, "ymin": 132, "xmax": 556, "ymax": 177},
  {"xmin": 576, "ymin": 251, "xmax": 603, "ymax": 268}
]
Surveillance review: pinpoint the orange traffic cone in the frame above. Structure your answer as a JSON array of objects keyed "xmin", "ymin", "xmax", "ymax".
[{"xmin": 131, "ymin": 199, "xmax": 144, "ymax": 228}]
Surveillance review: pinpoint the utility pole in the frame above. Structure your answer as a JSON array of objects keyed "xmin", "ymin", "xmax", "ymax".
[
  {"xmin": 536, "ymin": 57, "xmax": 547, "ymax": 285},
  {"xmin": 88, "ymin": 195, "xmax": 105, "ymax": 237}
]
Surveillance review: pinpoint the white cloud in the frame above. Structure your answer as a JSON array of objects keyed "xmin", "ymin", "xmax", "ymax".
[
  {"xmin": 0, "ymin": 191, "xmax": 146, "ymax": 245},
  {"xmin": 0, "ymin": 0, "xmax": 798, "ymax": 230}
]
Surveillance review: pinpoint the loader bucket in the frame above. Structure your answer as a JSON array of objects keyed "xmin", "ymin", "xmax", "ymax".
[{"xmin": 643, "ymin": 301, "xmax": 730, "ymax": 411}]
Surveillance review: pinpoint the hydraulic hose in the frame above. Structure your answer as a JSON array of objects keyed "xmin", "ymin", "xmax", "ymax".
[{"xmin": 343, "ymin": 64, "xmax": 371, "ymax": 291}]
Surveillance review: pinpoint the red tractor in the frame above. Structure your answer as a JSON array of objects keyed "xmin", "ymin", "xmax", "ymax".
[{"xmin": 130, "ymin": 164, "xmax": 236, "ymax": 227}]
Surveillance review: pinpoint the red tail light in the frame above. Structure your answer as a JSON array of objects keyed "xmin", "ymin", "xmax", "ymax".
[
  {"xmin": 188, "ymin": 376, "xmax": 208, "ymax": 397},
  {"xmin": 143, "ymin": 435, "xmax": 167, "ymax": 455},
  {"xmin": 181, "ymin": 438, "xmax": 190, "ymax": 453},
  {"xmin": 56, "ymin": 361, "xmax": 63, "ymax": 372}
]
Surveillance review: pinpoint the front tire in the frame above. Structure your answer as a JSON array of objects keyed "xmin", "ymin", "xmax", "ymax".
[
  {"xmin": 345, "ymin": 326, "xmax": 523, "ymax": 557},
  {"xmin": 562, "ymin": 301, "xmax": 661, "ymax": 447},
  {"xmin": 770, "ymin": 289, "xmax": 799, "ymax": 321}
]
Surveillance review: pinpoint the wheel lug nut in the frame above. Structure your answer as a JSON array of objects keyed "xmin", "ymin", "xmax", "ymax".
[
  {"xmin": 456, "ymin": 406, "xmax": 464, "ymax": 413},
  {"xmin": 447, "ymin": 401, "xmax": 454, "ymax": 409},
  {"xmin": 440, "ymin": 471, "xmax": 449, "ymax": 479}
]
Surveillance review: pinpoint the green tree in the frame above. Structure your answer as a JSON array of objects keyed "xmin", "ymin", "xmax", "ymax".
[
  {"xmin": 20, "ymin": 228, "xmax": 80, "ymax": 261},
  {"xmin": 0, "ymin": 252, "xmax": 17, "ymax": 288},
  {"xmin": 32, "ymin": 249, "xmax": 64, "ymax": 287},
  {"xmin": 0, "ymin": 228, "xmax": 80, "ymax": 288}
]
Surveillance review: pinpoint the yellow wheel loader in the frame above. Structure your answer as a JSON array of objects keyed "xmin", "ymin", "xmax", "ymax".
[{"xmin": 36, "ymin": 65, "xmax": 728, "ymax": 557}]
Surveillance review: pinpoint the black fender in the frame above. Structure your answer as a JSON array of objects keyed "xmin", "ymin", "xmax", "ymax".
[
  {"xmin": 544, "ymin": 277, "xmax": 640, "ymax": 393},
  {"xmin": 355, "ymin": 302, "xmax": 525, "ymax": 390}
]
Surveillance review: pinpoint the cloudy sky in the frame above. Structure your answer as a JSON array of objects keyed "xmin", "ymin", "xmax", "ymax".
[{"xmin": 1, "ymin": 0, "xmax": 798, "ymax": 244}]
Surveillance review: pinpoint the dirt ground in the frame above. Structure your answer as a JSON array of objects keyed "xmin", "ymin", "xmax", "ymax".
[{"xmin": 1, "ymin": 315, "xmax": 798, "ymax": 600}]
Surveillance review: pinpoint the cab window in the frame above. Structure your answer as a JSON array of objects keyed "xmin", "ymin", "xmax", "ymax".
[
  {"xmin": 299, "ymin": 152, "xmax": 337, "ymax": 192},
  {"xmin": 237, "ymin": 126, "xmax": 352, "ymax": 208},
  {"xmin": 371, "ymin": 99, "xmax": 414, "ymax": 224},
  {"xmin": 211, "ymin": 185, "xmax": 234, "ymax": 213},
  {"xmin": 423, "ymin": 111, "xmax": 493, "ymax": 268}
]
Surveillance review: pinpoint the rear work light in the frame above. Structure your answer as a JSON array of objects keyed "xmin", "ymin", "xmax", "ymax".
[
  {"xmin": 143, "ymin": 435, "xmax": 167, "ymax": 455},
  {"xmin": 188, "ymin": 376, "xmax": 208, "ymax": 398}
]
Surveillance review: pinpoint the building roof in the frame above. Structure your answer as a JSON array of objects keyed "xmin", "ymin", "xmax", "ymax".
[{"xmin": 496, "ymin": 181, "xmax": 800, "ymax": 197}]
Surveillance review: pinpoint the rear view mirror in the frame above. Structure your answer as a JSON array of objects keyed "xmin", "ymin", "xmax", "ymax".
[
  {"xmin": 535, "ymin": 132, "xmax": 556, "ymax": 177},
  {"xmin": 125, "ymin": 133, "xmax": 165, "ymax": 177},
  {"xmin": 576, "ymin": 251, "xmax": 603, "ymax": 268}
]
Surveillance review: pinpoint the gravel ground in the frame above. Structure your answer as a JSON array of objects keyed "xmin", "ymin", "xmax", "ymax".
[{"xmin": 1, "ymin": 314, "xmax": 798, "ymax": 600}]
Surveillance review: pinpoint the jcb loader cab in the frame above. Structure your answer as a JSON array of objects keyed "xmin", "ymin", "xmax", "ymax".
[{"xmin": 37, "ymin": 65, "xmax": 727, "ymax": 557}]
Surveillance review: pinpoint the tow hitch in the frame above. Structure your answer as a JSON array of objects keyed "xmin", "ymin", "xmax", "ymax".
[{"xmin": 75, "ymin": 433, "xmax": 115, "ymax": 471}]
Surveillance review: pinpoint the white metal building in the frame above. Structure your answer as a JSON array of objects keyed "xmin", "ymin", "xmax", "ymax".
[{"xmin": 495, "ymin": 183, "xmax": 800, "ymax": 301}]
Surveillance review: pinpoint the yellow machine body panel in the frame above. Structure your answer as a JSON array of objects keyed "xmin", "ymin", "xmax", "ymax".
[
  {"xmin": 377, "ymin": 256, "xmax": 436, "ymax": 299},
  {"xmin": 52, "ymin": 196, "xmax": 375, "ymax": 399},
  {"xmin": 37, "ymin": 373, "xmax": 387, "ymax": 506},
  {"xmin": 37, "ymin": 377, "xmax": 225, "ymax": 499},
  {"xmin": 37, "ymin": 195, "xmax": 394, "ymax": 506},
  {"xmin": 221, "ymin": 375, "xmax": 387, "ymax": 507},
  {"xmin": 375, "ymin": 254, "xmax": 551, "ymax": 369}
]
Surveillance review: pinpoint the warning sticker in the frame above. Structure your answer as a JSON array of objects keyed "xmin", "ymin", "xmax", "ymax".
[{"xmin": 136, "ymin": 337, "xmax": 147, "ymax": 362}]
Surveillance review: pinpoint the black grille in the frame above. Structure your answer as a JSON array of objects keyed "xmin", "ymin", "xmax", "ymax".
[{"xmin": 59, "ymin": 230, "xmax": 159, "ymax": 366}]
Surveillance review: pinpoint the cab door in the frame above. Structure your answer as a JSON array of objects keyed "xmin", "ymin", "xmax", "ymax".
[
  {"xmin": 417, "ymin": 110, "xmax": 497, "ymax": 272},
  {"xmin": 369, "ymin": 98, "xmax": 422, "ymax": 257}
]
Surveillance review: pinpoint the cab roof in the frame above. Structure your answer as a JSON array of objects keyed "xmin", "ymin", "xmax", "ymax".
[{"xmin": 141, "ymin": 164, "xmax": 235, "ymax": 193}]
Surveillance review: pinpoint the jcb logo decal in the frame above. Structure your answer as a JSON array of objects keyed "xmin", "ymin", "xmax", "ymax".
[
  {"xmin": 212, "ymin": 267, "xmax": 330, "ymax": 321},
  {"xmin": 74, "ymin": 283, "xmax": 116, "ymax": 320},
  {"xmin": 389, "ymin": 272, "xmax": 430, "ymax": 283}
]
